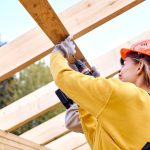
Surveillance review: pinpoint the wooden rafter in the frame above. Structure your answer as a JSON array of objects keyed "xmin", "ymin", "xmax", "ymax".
[
  {"xmin": 74, "ymin": 144, "xmax": 90, "ymax": 150},
  {"xmin": 0, "ymin": 0, "xmax": 144, "ymax": 81},
  {"xmin": 0, "ymin": 130, "xmax": 50, "ymax": 150},
  {"xmin": 20, "ymin": 112, "xmax": 69, "ymax": 145},
  {"xmin": 0, "ymin": 82, "xmax": 59, "ymax": 131},
  {"xmin": 19, "ymin": 0, "xmax": 92, "ymax": 69},
  {"xmin": 20, "ymin": 0, "xmax": 68, "ymax": 44},
  {"xmin": 19, "ymin": 0, "xmax": 144, "ymax": 69},
  {"xmin": 45, "ymin": 132, "xmax": 87, "ymax": 150},
  {"xmin": 60, "ymin": 0, "xmax": 144, "ymax": 39}
]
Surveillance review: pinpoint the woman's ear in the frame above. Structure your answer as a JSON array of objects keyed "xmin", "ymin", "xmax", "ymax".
[{"xmin": 137, "ymin": 61, "xmax": 144, "ymax": 75}]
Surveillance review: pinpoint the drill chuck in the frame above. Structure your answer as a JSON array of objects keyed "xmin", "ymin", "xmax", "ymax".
[{"xmin": 74, "ymin": 59, "xmax": 92, "ymax": 75}]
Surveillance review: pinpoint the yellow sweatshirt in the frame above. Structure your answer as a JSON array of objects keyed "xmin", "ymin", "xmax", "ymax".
[
  {"xmin": 50, "ymin": 52, "xmax": 150, "ymax": 150},
  {"xmin": 78, "ymin": 107, "xmax": 97, "ymax": 148}
]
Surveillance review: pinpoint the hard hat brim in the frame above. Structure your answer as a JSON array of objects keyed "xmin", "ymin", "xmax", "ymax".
[{"xmin": 120, "ymin": 48, "xmax": 150, "ymax": 60}]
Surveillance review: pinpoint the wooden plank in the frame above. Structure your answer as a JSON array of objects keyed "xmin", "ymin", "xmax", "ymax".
[
  {"xmin": 19, "ymin": 0, "xmax": 92, "ymax": 70},
  {"xmin": 0, "ymin": 143, "xmax": 5, "ymax": 150},
  {"xmin": 20, "ymin": 112, "xmax": 69, "ymax": 145},
  {"xmin": 60, "ymin": 0, "xmax": 144, "ymax": 39},
  {"xmin": 20, "ymin": 0, "xmax": 69, "ymax": 44},
  {"xmin": 45, "ymin": 132, "xmax": 87, "ymax": 150},
  {"xmin": 0, "ymin": 0, "xmax": 143, "ymax": 81},
  {"xmin": 0, "ymin": 138, "xmax": 32, "ymax": 150},
  {"xmin": 0, "ymin": 29, "xmax": 150, "ymax": 132},
  {"xmin": 0, "ymin": 82, "xmax": 60, "ymax": 131},
  {"xmin": 74, "ymin": 144, "xmax": 91, "ymax": 150},
  {"xmin": 0, "ymin": 27, "xmax": 52, "ymax": 82},
  {"xmin": 0, "ymin": 144, "xmax": 19, "ymax": 150},
  {"xmin": 19, "ymin": 0, "xmax": 144, "ymax": 69},
  {"xmin": 0, "ymin": 130, "xmax": 50, "ymax": 150}
]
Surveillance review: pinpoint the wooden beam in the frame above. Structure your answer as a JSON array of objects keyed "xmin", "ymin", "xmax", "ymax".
[
  {"xmin": 20, "ymin": 0, "xmax": 144, "ymax": 41},
  {"xmin": 0, "ymin": 27, "xmax": 52, "ymax": 82},
  {"xmin": 0, "ymin": 130, "xmax": 50, "ymax": 150},
  {"xmin": 0, "ymin": 0, "xmax": 143, "ymax": 81},
  {"xmin": 0, "ymin": 82, "xmax": 60, "ymax": 131},
  {"xmin": 20, "ymin": 112, "xmax": 69, "ymax": 145},
  {"xmin": 45, "ymin": 132, "xmax": 87, "ymax": 150},
  {"xmin": 19, "ymin": 0, "xmax": 92, "ymax": 70},
  {"xmin": 19, "ymin": 0, "xmax": 144, "ymax": 70},
  {"xmin": 60, "ymin": 0, "xmax": 144, "ymax": 39},
  {"xmin": 20, "ymin": 0, "xmax": 69, "ymax": 44},
  {"xmin": 0, "ymin": 29, "xmax": 150, "ymax": 132},
  {"xmin": 74, "ymin": 144, "xmax": 90, "ymax": 150}
]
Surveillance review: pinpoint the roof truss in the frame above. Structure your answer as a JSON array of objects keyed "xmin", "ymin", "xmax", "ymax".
[{"xmin": 0, "ymin": 0, "xmax": 145, "ymax": 149}]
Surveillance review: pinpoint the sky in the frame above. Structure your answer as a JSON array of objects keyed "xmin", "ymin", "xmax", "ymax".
[{"xmin": 0, "ymin": 0, "xmax": 150, "ymax": 63}]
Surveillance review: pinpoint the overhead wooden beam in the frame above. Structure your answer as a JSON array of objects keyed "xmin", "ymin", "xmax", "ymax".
[
  {"xmin": 0, "ymin": 27, "xmax": 52, "ymax": 82},
  {"xmin": 0, "ymin": 130, "xmax": 50, "ymax": 150},
  {"xmin": 20, "ymin": 112, "xmax": 69, "ymax": 145},
  {"xmin": 19, "ymin": 0, "xmax": 144, "ymax": 42},
  {"xmin": 19, "ymin": 0, "xmax": 92, "ymax": 70},
  {"xmin": 0, "ymin": 82, "xmax": 60, "ymax": 131},
  {"xmin": 20, "ymin": 0, "xmax": 68, "ymax": 44},
  {"xmin": 0, "ymin": 0, "xmax": 144, "ymax": 81},
  {"xmin": 60, "ymin": 0, "xmax": 144, "ymax": 39},
  {"xmin": 45, "ymin": 132, "xmax": 87, "ymax": 150},
  {"xmin": 0, "ymin": 29, "xmax": 150, "ymax": 132}
]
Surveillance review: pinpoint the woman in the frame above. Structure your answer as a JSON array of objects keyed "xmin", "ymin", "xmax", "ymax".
[{"xmin": 50, "ymin": 37, "xmax": 150, "ymax": 150}]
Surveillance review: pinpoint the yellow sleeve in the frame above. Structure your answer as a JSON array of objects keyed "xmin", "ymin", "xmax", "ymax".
[
  {"xmin": 78, "ymin": 107, "xmax": 96, "ymax": 148},
  {"xmin": 50, "ymin": 52, "xmax": 113, "ymax": 117}
]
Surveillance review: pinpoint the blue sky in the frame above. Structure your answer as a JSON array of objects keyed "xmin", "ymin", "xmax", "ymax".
[
  {"xmin": 0, "ymin": 0, "xmax": 150, "ymax": 62},
  {"xmin": 0, "ymin": 0, "xmax": 80, "ymax": 42}
]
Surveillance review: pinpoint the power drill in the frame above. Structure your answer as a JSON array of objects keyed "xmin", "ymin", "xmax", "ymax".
[{"xmin": 55, "ymin": 57, "xmax": 92, "ymax": 109}]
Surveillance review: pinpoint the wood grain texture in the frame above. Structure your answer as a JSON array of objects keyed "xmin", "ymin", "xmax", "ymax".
[
  {"xmin": 74, "ymin": 143, "xmax": 90, "ymax": 150},
  {"xmin": 19, "ymin": 0, "xmax": 69, "ymax": 44},
  {"xmin": 0, "ymin": 0, "xmax": 143, "ymax": 81},
  {"xmin": 19, "ymin": 0, "xmax": 92, "ymax": 69},
  {"xmin": 0, "ymin": 130, "xmax": 50, "ymax": 150},
  {"xmin": 20, "ymin": 112, "xmax": 69, "ymax": 145},
  {"xmin": 60, "ymin": 0, "xmax": 144, "ymax": 39},
  {"xmin": 0, "ymin": 82, "xmax": 60, "ymax": 131},
  {"xmin": 45, "ymin": 132, "xmax": 87, "ymax": 150}
]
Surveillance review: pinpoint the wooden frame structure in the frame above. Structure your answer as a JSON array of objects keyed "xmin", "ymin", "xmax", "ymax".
[{"xmin": 0, "ymin": 0, "xmax": 148, "ymax": 149}]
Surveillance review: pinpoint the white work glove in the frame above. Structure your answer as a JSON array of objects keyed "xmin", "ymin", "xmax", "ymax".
[
  {"xmin": 53, "ymin": 35, "xmax": 76, "ymax": 58},
  {"xmin": 91, "ymin": 66, "xmax": 100, "ymax": 77},
  {"xmin": 69, "ymin": 63, "xmax": 100, "ymax": 78}
]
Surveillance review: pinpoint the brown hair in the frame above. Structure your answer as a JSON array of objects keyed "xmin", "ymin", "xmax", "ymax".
[{"xmin": 127, "ymin": 52, "xmax": 150, "ymax": 86}]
